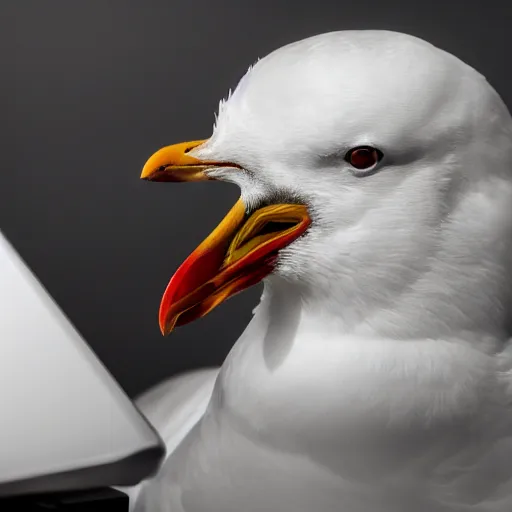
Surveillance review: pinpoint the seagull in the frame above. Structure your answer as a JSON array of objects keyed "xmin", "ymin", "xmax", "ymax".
[{"xmin": 128, "ymin": 30, "xmax": 512, "ymax": 512}]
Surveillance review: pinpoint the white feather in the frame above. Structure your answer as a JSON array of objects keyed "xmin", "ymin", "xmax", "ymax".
[{"xmin": 131, "ymin": 30, "xmax": 512, "ymax": 511}]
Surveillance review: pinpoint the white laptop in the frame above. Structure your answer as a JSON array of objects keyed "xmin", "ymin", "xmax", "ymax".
[{"xmin": 0, "ymin": 230, "xmax": 165, "ymax": 497}]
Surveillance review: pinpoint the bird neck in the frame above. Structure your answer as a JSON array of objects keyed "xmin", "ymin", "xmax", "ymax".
[
  {"xmin": 259, "ymin": 272, "xmax": 509, "ymax": 347},
  {"xmin": 213, "ymin": 275, "xmax": 507, "ymax": 479}
]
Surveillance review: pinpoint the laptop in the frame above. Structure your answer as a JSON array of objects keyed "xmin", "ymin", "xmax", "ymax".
[{"xmin": 0, "ymin": 230, "xmax": 165, "ymax": 498}]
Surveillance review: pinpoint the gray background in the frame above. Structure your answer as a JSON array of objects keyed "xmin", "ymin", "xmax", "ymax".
[{"xmin": 3, "ymin": 1, "xmax": 511, "ymax": 397}]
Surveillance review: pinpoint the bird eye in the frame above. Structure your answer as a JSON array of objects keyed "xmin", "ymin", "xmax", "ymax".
[{"xmin": 345, "ymin": 146, "xmax": 383, "ymax": 170}]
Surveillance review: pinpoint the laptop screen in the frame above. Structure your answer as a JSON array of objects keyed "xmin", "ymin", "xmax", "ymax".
[{"xmin": 0, "ymin": 231, "xmax": 165, "ymax": 497}]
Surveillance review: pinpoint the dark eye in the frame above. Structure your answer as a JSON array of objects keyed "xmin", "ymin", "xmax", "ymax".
[{"xmin": 345, "ymin": 146, "xmax": 383, "ymax": 170}]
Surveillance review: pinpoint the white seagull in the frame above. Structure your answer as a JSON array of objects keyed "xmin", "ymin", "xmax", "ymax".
[{"xmin": 129, "ymin": 30, "xmax": 512, "ymax": 511}]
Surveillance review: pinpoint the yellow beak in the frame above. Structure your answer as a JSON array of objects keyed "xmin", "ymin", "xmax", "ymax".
[
  {"xmin": 141, "ymin": 139, "xmax": 240, "ymax": 182},
  {"xmin": 141, "ymin": 140, "xmax": 311, "ymax": 335}
]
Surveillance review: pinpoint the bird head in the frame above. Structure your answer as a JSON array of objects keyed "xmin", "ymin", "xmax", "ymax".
[{"xmin": 142, "ymin": 31, "xmax": 512, "ymax": 339}]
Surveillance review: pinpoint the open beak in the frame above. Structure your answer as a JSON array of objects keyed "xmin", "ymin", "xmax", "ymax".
[{"xmin": 141, "ymin": 140, "xmax": 311, "ymax": 336}]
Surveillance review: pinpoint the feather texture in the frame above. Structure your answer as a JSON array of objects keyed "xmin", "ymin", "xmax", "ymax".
[{"xmin": 130, "ymin": 30, "xmax": 512, "ymax": 511}]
